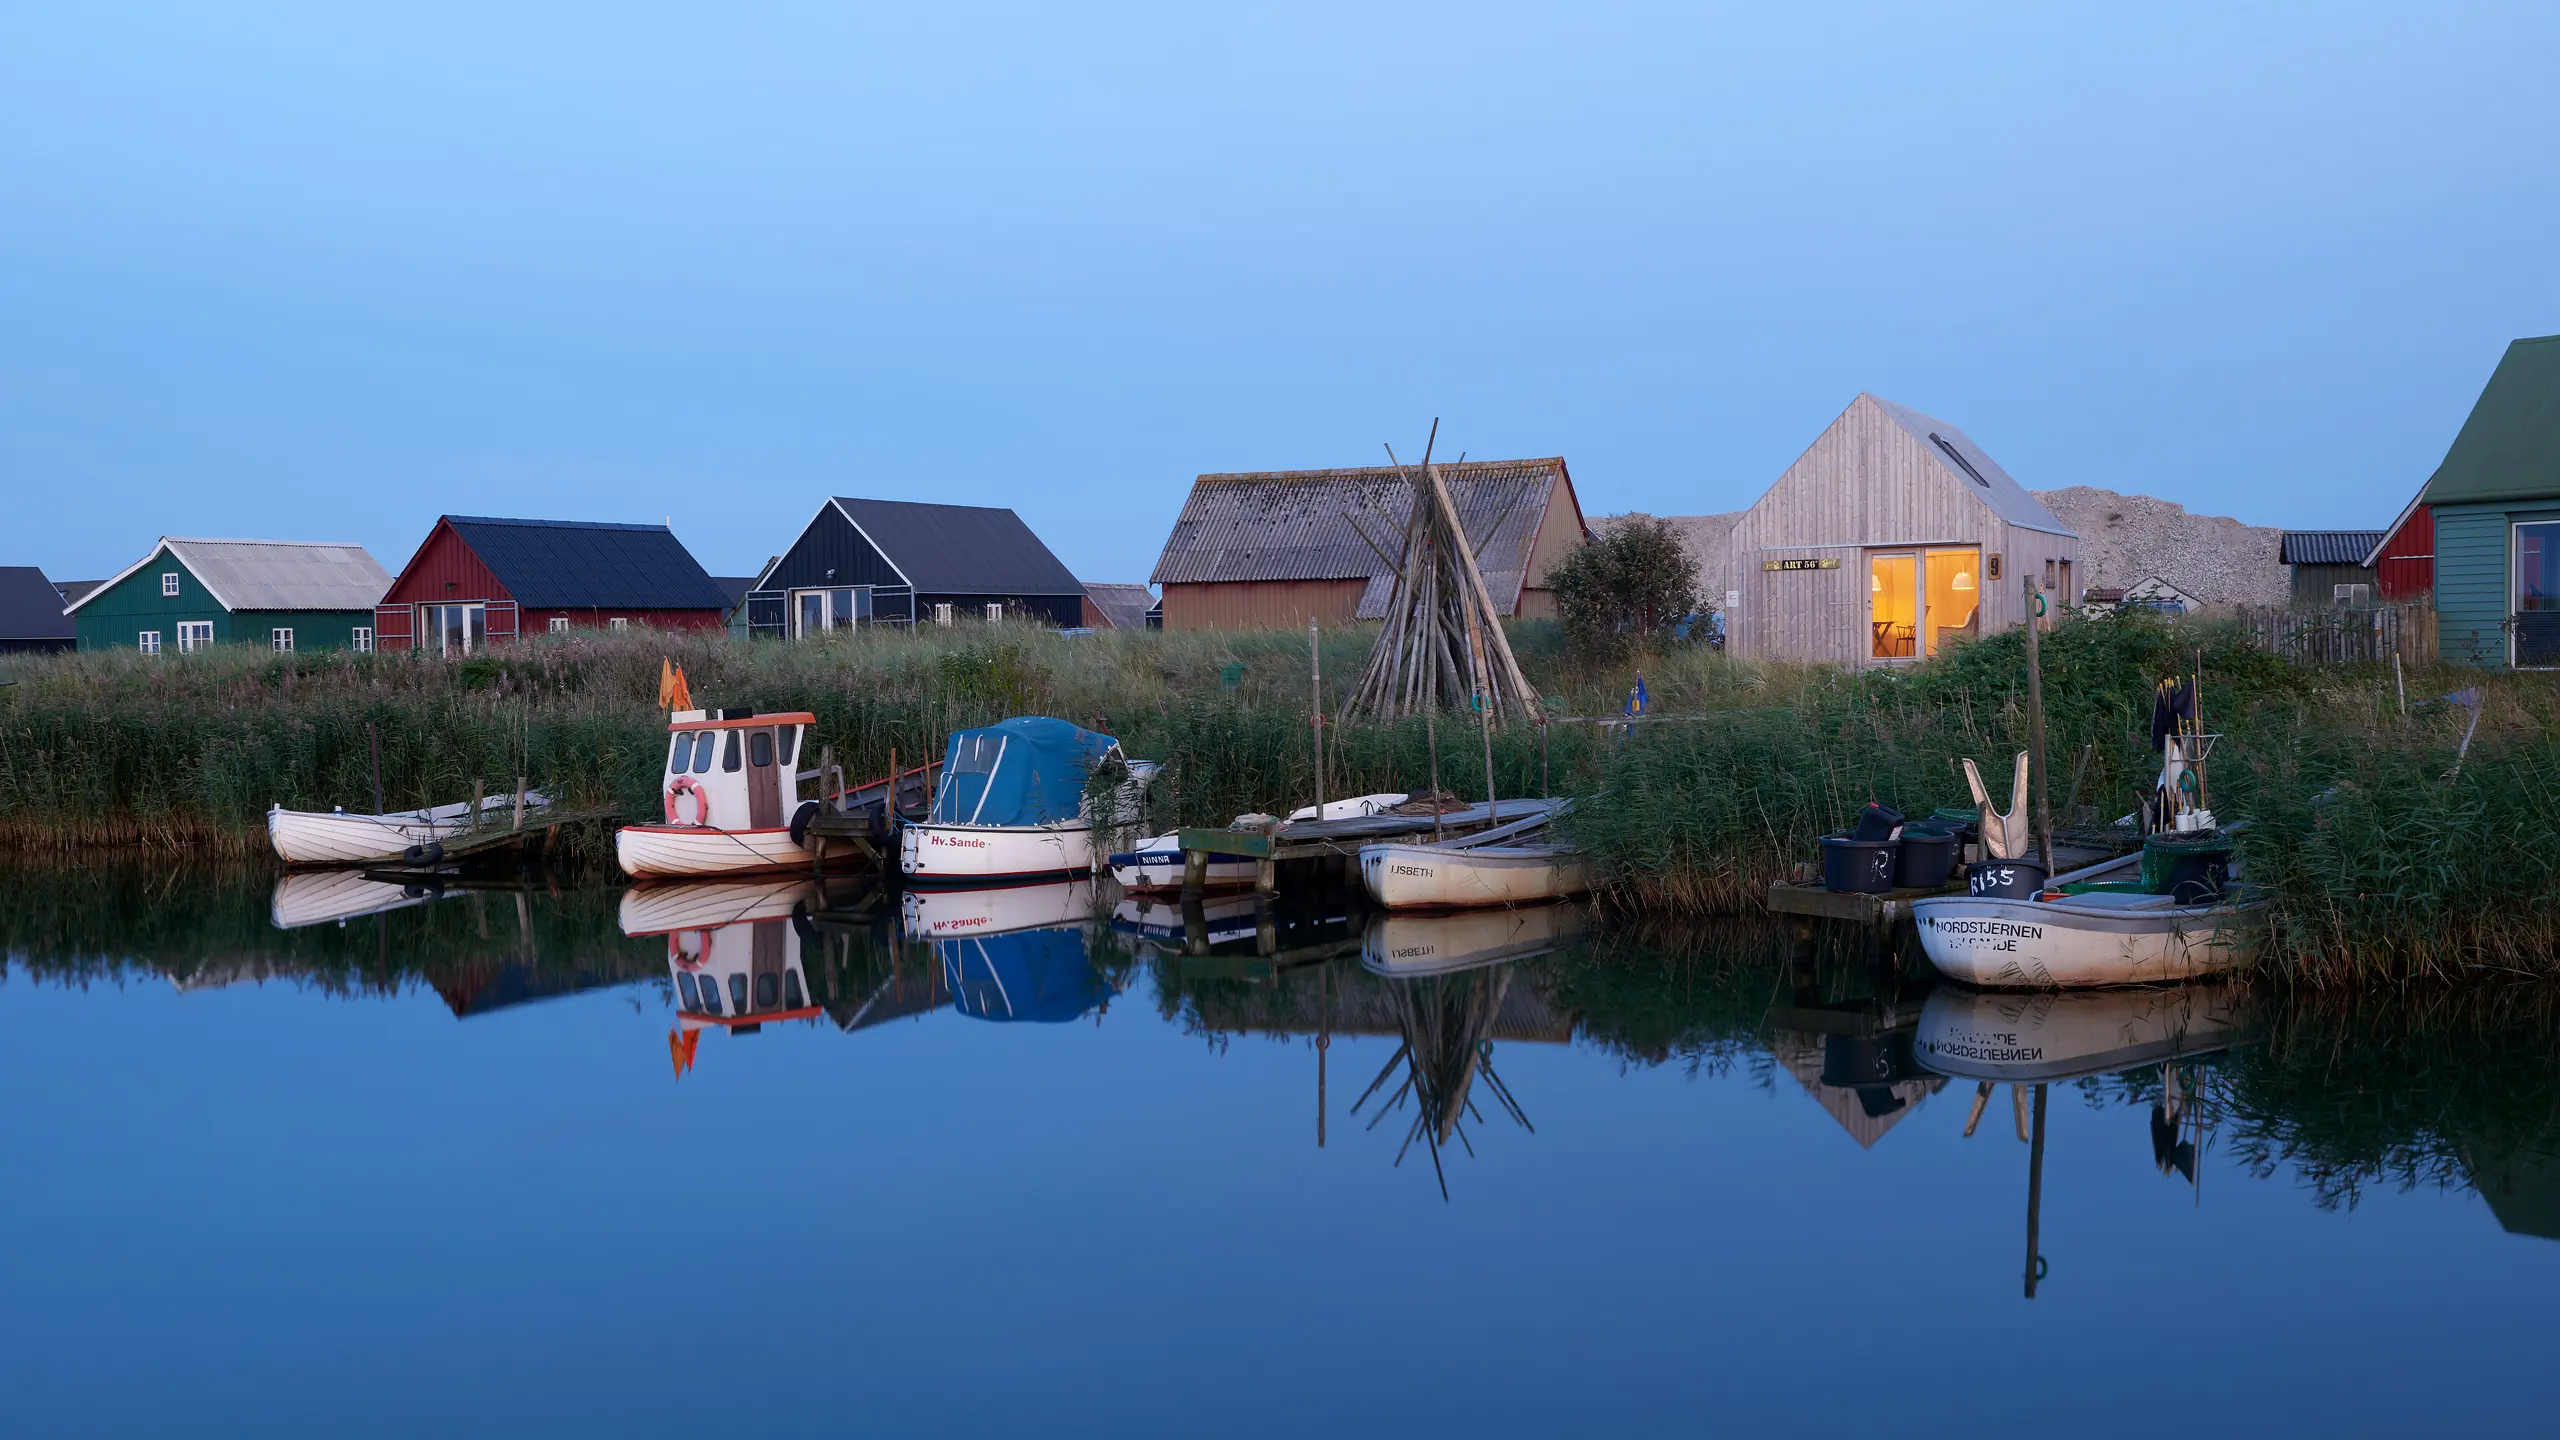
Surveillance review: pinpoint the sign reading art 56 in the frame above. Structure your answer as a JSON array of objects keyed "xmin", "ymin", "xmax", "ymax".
[{"xmin": 1762, "ymin": 557, "xmax": 1842, "ymax": 572}]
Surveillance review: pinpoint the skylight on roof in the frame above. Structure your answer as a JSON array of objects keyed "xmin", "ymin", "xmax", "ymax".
[{"xmin": 1929, "ymin": 433, "xmax": 1992, "ymax": 488}]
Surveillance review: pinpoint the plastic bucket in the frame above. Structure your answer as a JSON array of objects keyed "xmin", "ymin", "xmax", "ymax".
[
  {"xmin": 1852, "ymin": 802, "xmax": 1905, "ymax": 842},
  {"xmin": 1821, "ymin": 834, "xmax": 1900, "ymax": 893},
  {"xmin": 1894, "ymin": 829, "xmax": 1963, "ymax": 889},
  {"xmin": 2143, "ymin": 833, "xmax": 2232, "ymax": 904},
  {"xmin": 1966, "ymin": 858, "xmax": 2048, "ymax": 899}
]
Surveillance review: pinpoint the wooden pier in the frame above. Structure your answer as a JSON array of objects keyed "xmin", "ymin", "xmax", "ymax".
[{"xmin": 1176, "ymin": 797, "xmax": 1565, "ymax": 896}]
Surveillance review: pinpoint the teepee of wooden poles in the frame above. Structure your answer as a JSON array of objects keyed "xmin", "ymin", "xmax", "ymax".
[{"xmin": 1340, "ymin": 422, "xmax": 1543, "ymax": 725}]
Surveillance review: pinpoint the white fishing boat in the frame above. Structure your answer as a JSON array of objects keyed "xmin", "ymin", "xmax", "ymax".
[
  {"xmin": 1109, "ymin": 834, "xmax": 1255, "ymax": 893},
  {"xmin": 615, "ymin": 708, "xmax": 820, "ymax": 879},
  {"xmin": 1914, "ymin": 676, "xmax": 2256, "ymax": 990},
  {"xmin": 1357, "ymin": 802, "xmax": 1588, "ymax": 911},
  {"xmin": 267, "ymin": 791, "xmax": 547, "ymax": 866},
  {"xmin": 1912, "ymin": 876, "xmax": 2258, "ymax": 989},
  {"xmin": 1361, "ymin": 902, "xmax": 1585, "ymax": 976},
  {"xmin": 1911, "ymin": 982, "xmax": 2253, "ymax": 1086},
  {"xmin": 898, "ymin": 717, "xmax": 1153, "ymax": 886}
]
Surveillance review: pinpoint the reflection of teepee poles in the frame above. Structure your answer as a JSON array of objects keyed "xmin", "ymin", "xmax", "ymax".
[{"xmin": 1352, "ymin": 962, "xmax": 1534, "ymax": 1201}]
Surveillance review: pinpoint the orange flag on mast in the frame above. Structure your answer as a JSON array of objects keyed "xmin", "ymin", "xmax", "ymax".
[{"xmin": 658, "ymin": 659, "xmax": 693, "ymax": 712}]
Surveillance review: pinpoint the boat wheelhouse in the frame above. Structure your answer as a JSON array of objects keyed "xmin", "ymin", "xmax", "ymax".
[{"xmin": 614, "ymin": 708, "xmax": 820, "ymax": 878}]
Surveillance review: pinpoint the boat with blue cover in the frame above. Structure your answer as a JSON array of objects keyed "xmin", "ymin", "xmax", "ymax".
[{"xmin": 897, "ymin": 717, "xmax": 1154, "ymax": 885}]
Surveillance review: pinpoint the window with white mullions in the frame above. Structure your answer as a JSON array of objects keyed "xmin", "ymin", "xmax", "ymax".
[
  {"xmin": 177, "ymin": 621, "xmax": 213, "ymax": 653},
  {"xmin": 271, "ymin": 629, "xmax": 294, "ymax": 652}
]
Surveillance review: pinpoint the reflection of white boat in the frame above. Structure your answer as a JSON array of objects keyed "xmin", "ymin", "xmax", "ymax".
[
  {"xmin": 636, "ymin": 878, "xmax": 825, "ymax": 1033},
  {"xmin": 902, "ymin": 878, "xmax": 1096, "ymax": 940},
  {"xmin": 1109, "ymin": 893, "xmax": 1262, "ymax": 950},
  {"xmin": 1361, "ymin": 903, "xmax": 1584, "ymax": 976},
  {"xmin": 898, "ymin": 718, "xmax": 1153, "ymax": 885},
  {"xmin": 267, "ymin": 792, "xmax": 547, "ymax": 866},
  {"xmin": 617, "ymin": 708, "xmax": 819, "ymax": 879},
  {"xmin": 619, "ymin": 877, "xmax": 814, "ymax": 937},
  {"xmin": 1911, "ymin": 983, "xmax": 2253, "ymax": 1085},
  {"xmin": 269, "ymin": 870, "xmax": 451, "ymax": 929},
  {"xmin": 1912, "ymin": 886, "xmax": 2256, "ymax": 989}
]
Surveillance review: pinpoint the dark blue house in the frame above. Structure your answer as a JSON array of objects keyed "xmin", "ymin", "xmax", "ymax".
[{"xmin": 744, "ymin": 498, "xmax": 1088, "ymax": 638}]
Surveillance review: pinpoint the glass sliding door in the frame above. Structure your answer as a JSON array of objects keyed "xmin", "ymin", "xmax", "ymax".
[
  {"xmin": 419, "ymin": 603, "xmax": 487, "ymax": 656},
  {"xmin": 791, "ymin": 587, "xmax": 873, "ymax": 638},
  {"xmin": 1869, "ymin": 554, "xmax": 1917, "ymax": 658},
  {"xmin": 2518, "ymin": 521, "xmax": 2560, "ymax": 668},
  {"xmin": 1923, "ymin": 548, "xmax": 1981, "ymax": 657}
]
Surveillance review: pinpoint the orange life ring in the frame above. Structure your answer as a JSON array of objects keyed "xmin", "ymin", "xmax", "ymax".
[{"xmin": 665, "ymin": 775, "xmax": 712, "ymax": 826}]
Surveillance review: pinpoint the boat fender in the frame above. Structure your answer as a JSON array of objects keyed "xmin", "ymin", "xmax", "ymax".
[
  {"xmin": 791, "ymin": 907, "xmax": 821, "ymax": 947},
  {"xmin": 788, "ymin": 799, "xmax": 820, "ymax": 847},
  {"xmin": 402, "ymin": 841, "xmax": 445, "ymax": 864},
  {"xmin": 666, "ymin": 776, "xmax": 711, "ymax": 826}
]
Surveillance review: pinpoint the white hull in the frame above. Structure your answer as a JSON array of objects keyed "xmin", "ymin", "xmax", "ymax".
[
  {"xmin": 1358, "ymin": 841, "xmax": 1591, "ymax": 911},
  {"xmin": 1912, "ymin": 891, "xmax": 2258, "ymax": 989},
  {"xmin": 899, "ymin": 820, "xmax": 1097, "ymax": 884},
  {"xmin": 266, "ymin": 794, "xmax": 543, "ymax": 866},
  {"xmin": 1912, "ymin": 983, "xmax": 2255, "ymax": 1084},
  {"xmin": 1362, "ymin": 903, "xmax": 1585, "ymax": 976},
  {"xmin": 1109, "ymin": 833, "xmax": 1254, "ymax": 892},
  {"xmin": 616, "ymin": 825, "xmax": 815, "ymax": 879},
  {"xmin": 619, "ymin": 876, "xmax": 815, "ymax": 936}
]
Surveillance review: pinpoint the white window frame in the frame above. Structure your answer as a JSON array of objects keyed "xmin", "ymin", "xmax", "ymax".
[
  {"xmin": 352, "ymin": 627, "xmax": 373, "ymax": 653},
  {"xmin": 161, "ymin": 572, "xmax": 181, "ymax": 597},
  {"xmin": 932, "ymin": 603, "xmax": 954, "ymax": 627},
  {"xmin": 609, "ymin": 617, "xmax": 629, "ymax": 632},
  {"xmin": 2516, "ymin": 518, "xmax": 2560, "ymax": 670},
  {"xmin": 271, "ymin": 628, "xmax": 294, "ymax": 652},
  {"xmin": 138, "ymin": 630, "xmax": 161, "ymax": 654},
  {"xmin": 789, "ymin": 586, "xmax": 875, "ymax": 639},
  {"xmin": 177, "ymin": 620, "xmax": 214, "ymax": 653},
  {"xmin": 2332, "ymin": 583, "xmax": 2370, "ymax": 607},
  {"xmin": 548, "ymin": 616, "xmax": 570, "ymax": 634},
  {"xmin": 419, "ymin": 602, "xmax": 488, "ymax": 657},
  {"xmin": 984, "ymin": 603, "xmax": 1004, "ymax": 623}
]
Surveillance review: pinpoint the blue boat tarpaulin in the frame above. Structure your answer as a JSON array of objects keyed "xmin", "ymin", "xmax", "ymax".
[{"xmin": 928, "ymin": 716, "xmax": 1121, "ymax": 827}]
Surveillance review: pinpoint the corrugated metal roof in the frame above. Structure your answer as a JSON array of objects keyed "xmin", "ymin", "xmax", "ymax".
[
  {"xmin": 832, "ymin": 498, "xmax": 1084, "ymax": 596},
  {"xmin": 2279, "ymin": 531, "xmax": 2386, "ymax": 566},
  {"xmin": 1866, "ymin": 397, "xmax": 2076, "ymax": 538},
  {"xmin": 1149, "ymin": 458, "xmax": 1566, "ymax": 614},
  {"xmin": 2420, "ymin": 334, "xmax": 2560, "ymax": 507},
  {"xmin": 1080, "ymin": 583, "xmax": 1155, "ymax": 632},
  {"xmin": 0, "ymin": 566, "xmax": 76, "ymax": 640},
  {"xmin": 445, "ymin": 517, "xmax": 730, "ymax": 611},
  {"xmin": 57, "ymin": 538, "xmax": 395, "ymax": 615}
]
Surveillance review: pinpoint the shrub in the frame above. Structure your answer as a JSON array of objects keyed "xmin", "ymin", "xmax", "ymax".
[{"xmin": 1551, "ymin": 516, "xmax": 1700, "ymax": 661}]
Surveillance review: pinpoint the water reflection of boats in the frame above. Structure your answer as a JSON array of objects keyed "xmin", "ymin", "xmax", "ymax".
[
  {"xmin": 1351, "ymin": 910, "xmax": 1559, "ymax": 1198},
  {"xmin": 1912, "ymin": 984, "xmax": 2253, "ymax": 1085},
  {"xmin": 1360, "ymin": 903, "xmax": 1583, "ymax": 977},
  {"xmin": 622, "ymin": 878, "xmax": 826, "ymax": 1036},
  {"xmin": 270, "ymin": 870, "xmax": 457, "ymax": 930},
  {"xmin": 1914, "ymin": 982, "xmax": 2255, "ymax": 1297},
  {"xmin": 904, "ymin": 879, "xmax": 1113, "ymax": 1023}
]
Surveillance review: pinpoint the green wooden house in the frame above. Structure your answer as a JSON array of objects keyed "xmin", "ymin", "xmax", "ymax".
[
  {"xmin": 67, "ymin": 538, "xmax": 393, "ymax": 654},
  {"xmin": 2425, "ymin": 335, "xmax": 2560, "ymax": 669}
]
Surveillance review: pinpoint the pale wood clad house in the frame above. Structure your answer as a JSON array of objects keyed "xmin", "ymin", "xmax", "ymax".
[
  {"xmin": 1150, "ymin": 458, "xmax": 1589, "ymax": 630},
  {"xmin": 1724, "ymin": 395, "xmax": 2078, "ymax": 669}
]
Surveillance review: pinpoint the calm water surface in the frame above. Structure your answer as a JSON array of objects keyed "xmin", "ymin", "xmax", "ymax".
[{"xmin": 3, "ymin": 864, "xmax": 2554, "ymax": 1436}]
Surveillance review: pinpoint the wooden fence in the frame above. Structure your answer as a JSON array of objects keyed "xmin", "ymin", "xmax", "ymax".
[{"xmin": 2231, "ymin": 603, "xmax": 2436, "ymax": 666}]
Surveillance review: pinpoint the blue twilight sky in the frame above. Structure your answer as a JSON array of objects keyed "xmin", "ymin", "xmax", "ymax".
[{"xmin": 4, "ymin": 3, "xmax": 2556, "ymax": 585}]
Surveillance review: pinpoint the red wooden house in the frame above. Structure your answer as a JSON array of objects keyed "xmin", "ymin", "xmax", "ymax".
[
  {"xmin": 376, "ymin": 516, "xmax": 731, "ymax": 654},
  {"xmin": 2363, "ymin": 487, "xmax": 2435, "ymax": 602}
]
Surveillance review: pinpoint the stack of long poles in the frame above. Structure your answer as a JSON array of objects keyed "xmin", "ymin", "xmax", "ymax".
[{"xmin": 1342, "ymin": 424, "xmax": 1541, "ymax": 728}]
